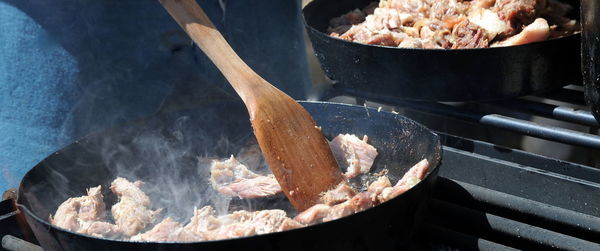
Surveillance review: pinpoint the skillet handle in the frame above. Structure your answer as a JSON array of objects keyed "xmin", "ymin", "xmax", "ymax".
[
  {"xmin": 1, "ymin": 235, "xmax": 42, "ymax": 251},
  {"xmin": 581, "ymin": 0, "xmax": 600, "ymax": 122}
]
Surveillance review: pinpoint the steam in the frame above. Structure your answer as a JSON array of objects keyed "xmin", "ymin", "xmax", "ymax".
[{"xmin": 94, "ymin": 113, "xmax": 284, "ymax": 223}]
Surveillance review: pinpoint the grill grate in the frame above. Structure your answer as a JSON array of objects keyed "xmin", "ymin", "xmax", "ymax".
[{"xmin": 321, "ymin": 84, "xmax": 600, "ymax": 250}]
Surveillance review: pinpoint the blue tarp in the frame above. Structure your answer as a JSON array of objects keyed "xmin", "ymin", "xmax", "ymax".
[{"xmin": 0, "ymin": 0, "xmax": 311, "ymax": 191}]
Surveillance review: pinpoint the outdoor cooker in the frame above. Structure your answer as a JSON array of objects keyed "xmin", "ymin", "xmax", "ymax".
[{"xmin": 3, "ymin": 0, "xmax": 600, "ymax": 250}]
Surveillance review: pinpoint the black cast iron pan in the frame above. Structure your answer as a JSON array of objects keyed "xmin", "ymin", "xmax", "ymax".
[
  {"xmin": 303, "ymin": 0, "xmax": 582, "ymax": 102},
  {"xmin": 16, "ymin": 101, "xmax": 441, "ymax": 251}
]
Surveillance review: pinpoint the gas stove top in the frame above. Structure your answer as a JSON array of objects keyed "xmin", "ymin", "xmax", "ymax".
[
  {"xmin": 2, "ymin": 85, "xmax": 599, "ymax": 250},
  {"xmin": 320, "ymin": 84, "xmax": 600, "ymax": 250},
  {"xmin": 421, "ymin": 133, "xmax": 600, "ymax": 250}
]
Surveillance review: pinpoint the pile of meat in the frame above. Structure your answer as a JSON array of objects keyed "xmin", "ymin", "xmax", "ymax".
[
  {"xmin": 328, "ymin": 0, "xmax": 578, "ymax": 48},
  {"xmin": 50, "ymin": 134, "xmax": 431, "ymax": 242}
]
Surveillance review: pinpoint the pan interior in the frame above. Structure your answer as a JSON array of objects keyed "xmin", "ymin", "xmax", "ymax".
[{"xmin": 17, "ymin": 100, "xmax": 441, "ymax": 231}]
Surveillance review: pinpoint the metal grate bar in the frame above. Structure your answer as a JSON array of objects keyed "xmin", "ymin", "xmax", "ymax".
[
  {"xmin": 435, "ymin": 178, "xmax": 600, "ymax": 242},
  {"xmin": 428, "ymin": 199, "xmax": 600, "ymax": 250},
  {"xmin": 421, "ymin": 224, "xmax": 519, "ymax": 251},
  {"xmin": 490, "ymin": 98, "xmax": 599, "ymax": 127},
  {"xmin": 478, "ymin": 114, "xmax": 600, "ymax": 149},
  {"xmin": 354, "ymin": 97, "xmax": 600, "ymax": 150}
]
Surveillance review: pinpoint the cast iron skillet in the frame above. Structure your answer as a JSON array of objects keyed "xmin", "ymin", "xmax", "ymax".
[
  {"xmin": 303, "ymin": 0, "xmax": 582, "ymax": 102},
  {"xmin": 581, "ymin": 0, "xmax": 600, "ymax": 122},
  {"xmin": 16, "ymin": 101, "xmax": 441, "ymax": 251}
]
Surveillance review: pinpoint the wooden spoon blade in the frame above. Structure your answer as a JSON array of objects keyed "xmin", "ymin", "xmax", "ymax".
[
  {"xmin": 252, "ymin": 92, "xmax": 345, "ymax": 211},
  {"xmin": 160, "ymin": 0, "xmax": 345, "ymax": 211}
]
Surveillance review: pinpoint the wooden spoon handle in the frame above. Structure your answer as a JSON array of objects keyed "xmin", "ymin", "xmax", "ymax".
[{"xmin": 160, "ymin": 0, "xmax": 263, "ymax": 103}]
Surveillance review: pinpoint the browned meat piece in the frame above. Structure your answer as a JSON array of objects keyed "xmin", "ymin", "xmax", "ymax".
[
  {"xmin": 367, "ymin": 7, "xmax": 402, "ymax": 30},
  {"xmin": 185, "ymin": 206, "xmax": 301, "ymax": 241},
  {"xmin": 217, "ymin": 175, "xmax": 282, "ymax": 198},
  {"xmin": 319, "ymin": 182, "xmax": 357, "ymax": 205},
  {"xmin": 492, "ymin": 0, "xmax": 542, "ymax": 38},
  {"xmin": 367, "ymin": 176, "xmax": 392, "ymax": 195},
  {"xmin": 398, "ymin": 37, "xmax": 424, "ymax": 48},
  {"xmin": 329, "ymin": 25, "xmax": 353, "ymax": 37},
  {"xmin": 250, "ymin": 210, "xmax": 294, "ymax": 234},
  {"xmin": 366, "ymin": 32, "xmax": 404, "ymax": 46},
  {"xmin": 338, "ymin": 25, "xmax": 376, "ymax": 42},
  {"xmin": 296, "ymin": 189, "xmax": 376, "ymax": 225},
  {"xmin": 111, "ymin": 177, "xmax": 161, "ymax": 236},
  {"xmin": 83, "ymin": 221, "xmax": 120, "ymax": 238},
  {"xmin": 51, "ymin": 186, "xmax": 121, "ymax": 238},
  {"xmin": 388, "ymin": 0, "xmax": 430, "ymax": 16},
  {"xmin": 378, "ymin": 159, "xmax": 430, "ymax": 202},
  {"xmin": 210, "ymin": 210, "xmax": 301, "ymax": 239},
  {"xmin": 451, "ymin": 19, "xmax": 489, "ymax": 48},
  {"xmin": 329, "ymin": 9, "xmax": 367, "ymax": 29},
  {"xmin": 210, "ymin": 156, "xmax": 282, "ymax": 198},
  {"xmin": 401, "ymin": 158, "xmax": 430, "ymax": 181},
  {"xmin": 471, "ymin": 0, "xmax": 497, "ymax": 9},
  {"xmin": 430, "ymin": 0, "xmax": 470, "ymax": 21},
  {"xmin": 206, "ymin": 222, "xmax": 256, "ymax": 240},
  {"xmin": 52, "ymin": 186, "xmax": 105, "ymax": 227},
  {"xmin": 491, "ymin": 18, "xmax": 549, "ymax": 47},
  {"xmin": 294, "ymin": 204, "xmax": 332, "ymax": 224},
  {"xmin": 323, "ymin": 192, "xmax": 374, "ymax": 222},
  {"xmin": 278, "ymin": 218, "xmax": 305, "ymax": 231},
  {"xmin": 183, "ymin": 206, "xmax": 221, "ymax": 236},
  {"xmin": 329, "ymin": 134, "xmax": 378, "ymax": 179},
  {"xmin": 210, "ymin": 156, "xmax": 258, "ymax": 185},
  {"xmin": 132, "ymin": 217, "xmax": 185, "ymax": 242},
  {"xmin": 468, "ymin": 8, "xmax": 509, "ymax": 40}
]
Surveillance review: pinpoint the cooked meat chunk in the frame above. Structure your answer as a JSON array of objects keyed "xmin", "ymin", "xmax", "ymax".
[
  {"xmin": 250, "ymin": 210, "xmax": 294, "ymax": 234},
  {"xmin": 329, "ymin": 134, "xmax": 378, "ymax": 179},
  {"xmin": 210, "ymin": 156, "xmax": 259, "ymax": 185},
  {"xmin": 51, "ymin": 186, "xmax": 120, "ymax": 238},
  {"xmin": 217, "ymin": 175, "xmax": 282, "ymax": 199},
  {"xmin": 367, "ymin": 176, "xmax": 392, "ymax": 195},
  {"xmin": 111, "ymin": 177, "xmax": 161, "ymax": 236},
  {"xmin": 491, "ymin": 0, "xmax": 540, "ymax": 37},
  {"xmin": 83, "ymin": 221, "xmax": 121, "ymax": 238},
  {"xmin": 279, "ymin": 218, "xmax": 305, "ymax": 231},
  {"xmin": 183, "ymin": 206, "xmax": 221, "ymax": 235},
  {"xmin": 402, "ymin": 158, "xmax": 430, "ymax": 181},
  {"xmin": 131, "ymin": 217, "xmax": 183, "ymax": 242},
  {"xmin": 294, "ymin": 204, "xmax": 332, "ymax": 224},
  {"xmin": 207, "ymin": 222, "xmax": 256, "ymax": 240},
  {"xmin": 491, "ymin": 18, "xmax": 549, "ymax": 47},
  {"xmin": 323, "ymin": 192, "xmax": 375, "ymax": 222},
  {"xmin": 319, "ymin": 182, "xmax": 357, "ymax": 205},
  {"xmin": 328, "ymin": 0, "xmax": 575, "ymax": 48},
  {"xmin": 468, "ymin": 8, "xmax": 509, "ymax": 39},
  {"xmin": 451, "ymin": 19, "xmax": 489, "ymax": 48},
  {"xmin": 329, "ymin": 8, "xmax": 367, "ymax": 29},
  {"xmin": 210, "ymin": 156, "xmax": 282, "ymax": 198},
  {"xmin": 184, "ymin": 206, "xmax": 302, "ymax": 241},
  {"xmin": 52, "ymin": 186, "xmax": 104, "ymax": 226},
  {"xmin": 379, "ymin": 159, "xmax": 430, "ymax": 202},
  {"xmin": 296, "ymin": 191, "xmax": 375, "ymax": 225}
]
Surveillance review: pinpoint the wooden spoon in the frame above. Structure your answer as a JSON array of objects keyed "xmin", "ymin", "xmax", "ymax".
[{"xmin": 160, "ymin": 0, "xmax": 344, "ymax": 211}]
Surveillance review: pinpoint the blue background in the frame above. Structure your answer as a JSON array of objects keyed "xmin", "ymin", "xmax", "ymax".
[{"xmin": 0, "ymin": 0, "xmax": 312, "ymax": 192}]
